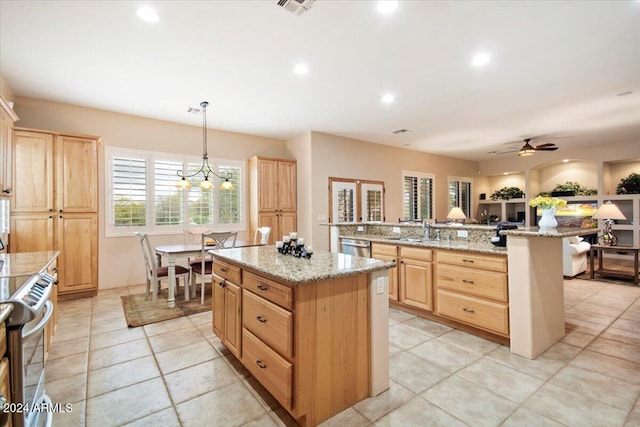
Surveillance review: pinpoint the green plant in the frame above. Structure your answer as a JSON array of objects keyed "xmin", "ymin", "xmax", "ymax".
[
  {"xmin": 490, "ymin": 186, "xmax": 525, "ymax": 200},
  {"xmin": 616, "ymin": 173, "xmax": 640, "ymax": 194},
  {"xmin": 549, "ymin": 181, "xmax": 597, "ymax": 196}
]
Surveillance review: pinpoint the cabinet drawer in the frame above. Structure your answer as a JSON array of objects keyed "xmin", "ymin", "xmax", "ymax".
[
  {"xmin": 400, "ymin": 246, "xmax": 432, "ymax": 262},
  {"xmin": 213, "ymin": 260, "xmax": 241, "ymax": 284},
  {"xmin": 243, "ymin": 290, "xmax": 293, "ymax": 360},
  {"xmin": 436, "ymin": 265, "xmax": 508, "ymax": 302},
  {"xmin": 371, "ymin": 243, "xmax": 397, "ymax": 257},
  {"xmin": 437, "ymin": 250, "xmax": 507, "ymax": 272},
  {"xmin": 242, "ymin": 328, "xmax": 292, "ymax": 409},
  {"xmin": 436, "ymin": 290, "xmax": 509, "ymax": 336},
  {"xmin": 243, "ymin": 271, "xmax": 293, "ymax": 310}
]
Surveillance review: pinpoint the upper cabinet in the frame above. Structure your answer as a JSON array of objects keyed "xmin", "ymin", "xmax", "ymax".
[
  {"xmin": 0, "ymin": 95, "xmax": 19, "ymax": 196},
  {"xmin": 12, "ymin": 130, "xmax": 54, "ymax": 212},
  {"xmin": 56, "ymin": 135, "xmax": 98, "ymax": 212}
]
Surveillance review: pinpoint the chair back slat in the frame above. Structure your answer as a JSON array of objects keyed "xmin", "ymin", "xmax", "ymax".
[
  {"xmin": 135, "ymin": 232, "xmax": 159, "ymax": 282},
  {"xmin": 254, "ymin": 226, "xmax": 271, "ymax": 245}
]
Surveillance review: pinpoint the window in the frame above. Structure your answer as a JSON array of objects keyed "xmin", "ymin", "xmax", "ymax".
[
  {"xmin": 402, "ymin": 172, "xmax": 434, "ymax": 221},
  {"xmin": 106, "ymin": 147, "xmax": 245, "ymax": 236},
  {"xmin": 448, "ymin": 176, "xmax": 473, "ymax": 218},
  {"xmin": 329, "ymin": 178, "xmax": 385, "ymax": 223}
]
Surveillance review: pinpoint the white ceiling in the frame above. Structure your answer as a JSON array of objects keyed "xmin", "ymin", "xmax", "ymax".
[{"xmin": 1, "ymin": 0, "xmax": 639, "ymax": 161}]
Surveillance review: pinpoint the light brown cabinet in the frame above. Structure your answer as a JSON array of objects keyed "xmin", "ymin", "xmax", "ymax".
[
  {"xmin": 371, "ymin": 243, "xmax": 398, "ymax": 301},
  {"xmin": 11, "ymin": 128, "xmax": 99, "ymax": 298},
  {"xmin": 435, "ymin": 250, "xmax": 509, "ymax": 336},
  {"xmin": 212, "ymin": 260, "xmax": 242, "ymax": 358},
  {"xmin": 0, "ymin": 96, "xmax": 19, "ymax": 196},
  {"xmin": 249, "ymin": 156, "xmax": 297, "ymax": 245},
  {"xmin": 399, "ymin": 246, "xmax": 433, "ymax": 311}
]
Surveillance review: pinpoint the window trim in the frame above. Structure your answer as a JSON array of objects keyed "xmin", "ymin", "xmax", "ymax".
[
  {"xmin": 401, "ymin": 171, "xmax": 436, "ymax": 221},
  {"xmin": 447, "ymin": 175, "xmax": 473, "ymax": 218},
  {"xmin": 105, "ymin": 146, "xmax": 246, "ymax": 237}
]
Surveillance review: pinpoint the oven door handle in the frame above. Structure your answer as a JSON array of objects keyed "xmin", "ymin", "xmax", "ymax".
[{"xmin": 22, "ymin": 300, "xmax": 53, "ymax": 340}]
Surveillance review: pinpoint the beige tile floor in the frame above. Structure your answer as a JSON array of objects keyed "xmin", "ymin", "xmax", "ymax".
[{"xmin": 47, "ymin": 277, "xmax": 640, "ymax": 427}]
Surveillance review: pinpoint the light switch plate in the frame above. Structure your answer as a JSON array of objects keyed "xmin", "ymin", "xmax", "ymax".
[
  {"xmin": 392, "ymin": 227, "xmax": 401, "ymax": 234},
  {"xmin": 357, "ymin": 226, "xmax": 364, "ymax": 232},
  {"xmin": 457, "ymin": 230, "xmax": 469, "ymax": 238},
  {"xmin": 376, "ymin": 280, "xmax": 385, "ymax": 294}
]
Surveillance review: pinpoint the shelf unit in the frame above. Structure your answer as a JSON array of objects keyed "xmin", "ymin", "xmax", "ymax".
[{"xmin": 477, "ymin": 198, "xmax": 527, "ymax": 224}]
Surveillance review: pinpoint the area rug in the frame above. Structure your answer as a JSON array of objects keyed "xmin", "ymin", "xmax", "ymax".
[{"xmin": 121, "ymin": 284, "xmax": 212, "ymax": 327}]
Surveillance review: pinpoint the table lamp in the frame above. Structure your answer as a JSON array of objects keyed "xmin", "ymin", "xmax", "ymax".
[
  {"xmin": 591, "ymin": 201, "xmax": 626, "ymax": 246},
  {"xmin": 447, "ymin": 207, "xmax": 467, "ymax": 225}
]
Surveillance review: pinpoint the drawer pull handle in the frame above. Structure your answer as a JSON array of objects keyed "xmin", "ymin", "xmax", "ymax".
[
  {"xmin": 256, "ymin": 360, "xmax": 267, "ymax": 369},
  {"xmin": 220, "ymin": 267, "xmax": 228, "ymax": 272},
  {"xmin": 256, "ymin": 315, "xmax": 267, "ymax": 323},
  {"xmin": 462, "ymin": 259, "xmax": 474, "ymax": 263},
  {"xmin": 462, "ymin": 279, "xmax": 474, "ymax": 284},
  {"xmin": 462, "ymin": 307, "xmax": 475, "ymax": 314},
  {"xmin": 257, "ymin": 285, "xmax": 268, "ymax": 291},
  {"xmin": 218, "ymin": 281, "xmax": 226, "ymax": 288}
]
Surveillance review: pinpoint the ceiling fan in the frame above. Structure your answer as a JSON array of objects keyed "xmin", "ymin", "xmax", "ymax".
[{"xmin": 487, "ymin": 137, "xmax": 559, "ymax": 156}]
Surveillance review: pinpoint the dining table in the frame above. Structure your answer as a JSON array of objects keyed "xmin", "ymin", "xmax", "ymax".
[{"xmin": 154, "ymin": 240, "xmax": 252, "ymax": 308}]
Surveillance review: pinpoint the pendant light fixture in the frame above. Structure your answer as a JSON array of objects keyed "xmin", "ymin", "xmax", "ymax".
[{"xmin": 176, "ymin": 101, "xmax": 234, "ymax": 190}]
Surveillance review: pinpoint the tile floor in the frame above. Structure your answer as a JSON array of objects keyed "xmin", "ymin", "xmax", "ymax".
[{"xmin": 47, "ymin": 277, "xmax": 640, "ymax": 427}]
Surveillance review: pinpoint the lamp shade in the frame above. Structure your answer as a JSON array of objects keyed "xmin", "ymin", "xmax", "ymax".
[
  {"xmin": 447, "ymin": 207, "xmax": 467, "ymax": 220},
  {"xmin": 591, "ymin": 201, "xmax": 626, "ymax": 220}
]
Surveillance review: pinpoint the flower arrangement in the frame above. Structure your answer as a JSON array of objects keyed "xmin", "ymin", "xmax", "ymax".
[{"xmin": 528, "ymin": 196, "xmax": 567, "ymax": 210}]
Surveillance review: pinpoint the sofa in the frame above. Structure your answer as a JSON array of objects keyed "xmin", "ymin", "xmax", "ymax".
[{"xmin": 563, "ymin": 236, "xmax": 591, "ymax": 277}]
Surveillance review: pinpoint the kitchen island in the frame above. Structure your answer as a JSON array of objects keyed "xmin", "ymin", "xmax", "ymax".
[{"xmin": 210, "ymin": 246, "xmax": 394, "ymax": 427}]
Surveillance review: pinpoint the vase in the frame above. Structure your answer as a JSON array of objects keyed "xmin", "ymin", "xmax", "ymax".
[{"xmin": 539, "ymin": 207, "xmax": 558, "ymax": 228}]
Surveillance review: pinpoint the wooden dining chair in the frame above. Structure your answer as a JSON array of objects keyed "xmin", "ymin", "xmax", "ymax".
[
  {"xmin": 254, "ymin": 226, "xmax": 271, "ymax": 245},
  {"xmin": 135, "ymin": 232, "xmax": 191, "ymax": 305},
  {"xmin": 191, "ymin": 231, "xmax": 238, "ymax": 304}
]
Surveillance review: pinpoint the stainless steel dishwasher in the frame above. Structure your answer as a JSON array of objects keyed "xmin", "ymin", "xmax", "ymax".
[{"xmin": 340, "ymin": 238, "xmax": 371, "ymax": 257}]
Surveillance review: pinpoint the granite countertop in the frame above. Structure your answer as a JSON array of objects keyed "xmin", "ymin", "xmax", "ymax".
[
  {"xmin": 211, "ymin": 246, "xmax": 395, "ymax": 285},
  {"xmin": 500, "ymin": 227, "xmax": 599, "ymax": 238},
  {"xmin": 0, "ymin": 251, "xmax": 61, "ymax": 278},
  {"xmin": 0, "ymin": 304, "xmax": 13, "ymax": 324},
  {"xmin": 340, "ymin": 234, "xmax": 508, "ymax": 255}
]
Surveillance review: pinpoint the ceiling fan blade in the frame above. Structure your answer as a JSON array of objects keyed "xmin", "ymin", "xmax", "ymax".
[
  {"xmin": 534, "ymin": 143, "xmax": 557, "ymax": 149},
  {"xmin": 535, "ymin": 146, "xmax": 559, "ymax": 151}
]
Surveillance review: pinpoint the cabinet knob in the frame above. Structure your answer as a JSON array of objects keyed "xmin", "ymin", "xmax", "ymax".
[
  {"xmin": 59, "ymin": 209, "xmax": 63, "ymax": 213},
  {"xmin": 49, "ymin": 208, "xmax": 53, "ymax": 212},
  {"xmin": 257, "ymin": 284, "xmax": 268, "ymax": 291},
  {"xmin": 1, "ymin": 189, "xmax": 10, "ymax": 194}
]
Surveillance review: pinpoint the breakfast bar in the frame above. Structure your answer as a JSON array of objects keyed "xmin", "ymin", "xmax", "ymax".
[{"xmin": 210, "ymin": 246, "xmax": 394, "ymax": 427}]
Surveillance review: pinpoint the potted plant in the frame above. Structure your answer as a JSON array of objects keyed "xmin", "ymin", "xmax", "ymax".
[
  {"xmin": 549, "ymin": 181, "xmax": 597, "ymax": 196},
  {"xmin": 616, "ymin": 173, "xmax": 640, "ymax": 194},
  {"xmin": 490, "ymin": 186, "xmax": 525, "ymax": 200}
]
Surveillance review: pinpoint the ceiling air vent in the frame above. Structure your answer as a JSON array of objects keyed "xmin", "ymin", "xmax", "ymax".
[
  {"xmin": 187, "ymin": 106, "xmax": 202, "ymax": 114},
  {"xmin": 274, "ymin": 0, "xmax": 315, "ymax": 16},
  {"xmin": 392, "ymin": 129, "xmax": 411, "ymax": 135}
]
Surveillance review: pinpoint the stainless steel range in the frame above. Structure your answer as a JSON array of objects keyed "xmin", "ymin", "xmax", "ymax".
[{"xmin": 3, "ymin": 271, "xmax": 56, "ymax": 427}]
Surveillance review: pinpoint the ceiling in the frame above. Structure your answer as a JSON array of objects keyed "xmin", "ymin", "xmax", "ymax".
[{"xmin": 1, "ymin": 1, "xmax": 639, "ymax": 161}]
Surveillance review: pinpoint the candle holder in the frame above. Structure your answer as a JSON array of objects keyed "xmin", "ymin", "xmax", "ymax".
[{"xmin": 276, "ymin": 233, "xmax": 312, "ymax": 258}]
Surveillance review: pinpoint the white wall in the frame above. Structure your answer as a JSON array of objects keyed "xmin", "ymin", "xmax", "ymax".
[
  {"xmin": 286, "ymin": 132, "xmax": 313, "ymax": 242},
  {"xmin": 537, "ymin": 160, "xmax": 598, "ymax": 194},
  {"xmin": 14, "ymin": 97, "xmax": 289, "ymax": 289}
]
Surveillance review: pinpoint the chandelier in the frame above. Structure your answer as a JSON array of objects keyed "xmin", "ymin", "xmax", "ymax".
[{"xmin": 176, "ymin": 101, "xmax": 233, "ymax": 190}]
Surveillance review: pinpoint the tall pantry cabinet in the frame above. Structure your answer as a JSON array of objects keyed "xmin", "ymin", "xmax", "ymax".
[
  {"xmin": 0, "ymin": 95, "xmax": 18, "ymax": 195},
  {"xmin": 11, "ymin": 128, "xmax": 99, "ymax": 298},
  {"xmin": 249, "ymin": 156, "xmax": 297, "ymax": 245}
]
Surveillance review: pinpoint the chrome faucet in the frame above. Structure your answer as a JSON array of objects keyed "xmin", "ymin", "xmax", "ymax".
[
  {"xmin": 423, "ymin": 220, "xmax": 431, "ymax": 240},
  {"xmin": 435, "ymin": 229, "xmax": 441, "ymax": 241}
]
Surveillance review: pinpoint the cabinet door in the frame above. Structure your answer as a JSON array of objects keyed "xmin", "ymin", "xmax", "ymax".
[
  {"xmin": 279, "ymin": 212, "xmax": 297, "ymax": 242},
  {"xmin": 257, "ymin": 159, "xmax": 279, "ymax": 211},
  {"xmin": 400, "ymin": 259, "xmax": 433, "ymax": 311},
  {"xmin": 57, "ymin": 213, "xmax": 98, "ymax": 293},
  {"xmin": 224, "ymin": 282, "xmax": 242, "ymax": 358},
  {"xmin": 212, "ymin": 276, "xmax": 225, "ymax": 339},
  {"xmin": 374, "ymin": 253, "xmax": 398, "ymax": 301},
  {"xmin": 277, "ymin": 161, "xmax": 297, "ymax": 212},
  {"xmin": 10, "ymin": 213, "xmax": 55, "ymax": 252},
  {"xmin": 12, "ymin": 131, "xmax": 54, "ymax": 213},
  {"xmin": 56, "ymin": 135, "xmax": 98, "ymax": 212}
]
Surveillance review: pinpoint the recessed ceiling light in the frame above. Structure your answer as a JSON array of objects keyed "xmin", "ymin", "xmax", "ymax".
[
  {"xmin": 563, "ymin": 159, "xmax": 570, "ymax": 163},
  {"xmin": 293, "ymin": 63, "xmax": 309, "ymax": 75},
  {"xmin": 503, "ymin": 172, "xmax": 508, "ymax": 175},
  {"xmin": 137, "ymin": 6, "xmax": 159, "ymax": 23},
  {"xmin": 377, "ymin": 1, "xmax": 398, "ymax": 14},
  {"xmin": 471, "ymin": 52, "xmax": 491, "ymax": 68},
  {"xmin": 381, "ymin": 93, "xmax": 395, "ymax": 104}
]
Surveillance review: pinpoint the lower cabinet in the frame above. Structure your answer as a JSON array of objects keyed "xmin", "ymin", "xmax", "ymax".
[
  {"xmin": 435, "ymin": 250, "xmax": 509, "ymax": 337},
  {"xmin": 212, "ymin": 262, "xmax": 242, "ymax": 358},
  {"xmin": 399, "ymin": 246, "xmax": 433, "ymax": 311},
  {"xmin": 212, "ymin": 259, "xmax": 370, "ymax": 426}
]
